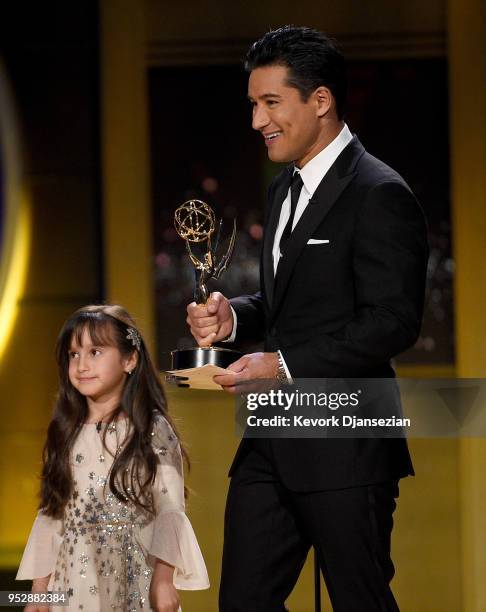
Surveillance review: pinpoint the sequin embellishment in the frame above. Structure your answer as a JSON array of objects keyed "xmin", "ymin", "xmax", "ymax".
[{"xmin": 48, "ymin": 412, "xmax": 179, "ymax": 610}]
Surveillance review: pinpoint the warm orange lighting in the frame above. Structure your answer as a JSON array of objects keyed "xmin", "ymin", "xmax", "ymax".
[
  {"xmin": 0, "ymin": 191, "xmax": 31, "ymax": 361},
  {"xmin": 0, "ymin": 58, "xmax": 31, "ymax": 362}
]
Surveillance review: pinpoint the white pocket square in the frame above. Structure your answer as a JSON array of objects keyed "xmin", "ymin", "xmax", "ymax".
[{"xmin": 307, "ymin": 239, "xmax": 330, "ymax": 245}]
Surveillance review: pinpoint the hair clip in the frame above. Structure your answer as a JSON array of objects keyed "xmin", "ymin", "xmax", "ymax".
[{"xmin": 126, "ymin": 327, "xmax": 142, "ymax": 351}]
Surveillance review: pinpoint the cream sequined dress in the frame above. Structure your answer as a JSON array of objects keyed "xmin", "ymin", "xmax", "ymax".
[{"xmin": 16, "ymin": 413, "xmax": 209, "ymax": 611}]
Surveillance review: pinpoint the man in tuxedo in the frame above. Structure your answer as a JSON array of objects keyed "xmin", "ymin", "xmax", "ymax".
[{"xmin": 186, "ymin": 26, "xmax": 428, "ymax": 611}]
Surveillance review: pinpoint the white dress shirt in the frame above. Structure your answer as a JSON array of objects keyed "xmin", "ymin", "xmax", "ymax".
[
  {"xmin": 272, "ymin": 123, "xmax": 353, "ymax": 274},
  {"xmin": 227, "ymin": 124, "xmax": 354, "ymax": 379}
]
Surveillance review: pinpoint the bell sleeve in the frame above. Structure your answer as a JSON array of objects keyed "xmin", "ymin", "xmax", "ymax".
[
  {"xmin": 16, "ymin": 510, "xmax": 63, "ymax": 580},
  {"xmin": 146, "ymin": 414, "xmax": 209, "ymax": 590}
]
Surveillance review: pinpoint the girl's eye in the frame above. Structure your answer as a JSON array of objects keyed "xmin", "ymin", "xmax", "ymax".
[
  {"xmin": 69, "ymin": 351, "xmax": 78, "ymax": 359},
  {"xmin": 91, "ymin": 349, "xmax": 101, "ymax": 356}
]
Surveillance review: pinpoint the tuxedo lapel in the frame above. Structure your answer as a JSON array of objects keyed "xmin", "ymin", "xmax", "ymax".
[
  {"xmin": 263, "ymin": 170, "xmax": 292, "ymax": 308},
  {"xmin": 271, "ymin": 137, "xmax": 365, "ymax": 318}
]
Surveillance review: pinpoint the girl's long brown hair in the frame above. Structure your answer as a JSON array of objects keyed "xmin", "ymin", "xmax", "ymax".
[{"xmin": 40, "ymin": 304, "xmax": 187, "ymax": 519}]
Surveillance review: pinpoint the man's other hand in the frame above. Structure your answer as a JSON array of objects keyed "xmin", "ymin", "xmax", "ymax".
[
  {"xmin": 214, "ymin": 352, "xmax": 279, "ymax": 393},
  {"xmin": 186, "ymin": 292, "xmax": 233, "ymax": 347}
]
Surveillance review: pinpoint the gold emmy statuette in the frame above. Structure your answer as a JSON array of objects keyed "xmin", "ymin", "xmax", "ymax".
[{"xmin": 171, "ymin": 199, "xmax": 242, "ymax": 370}]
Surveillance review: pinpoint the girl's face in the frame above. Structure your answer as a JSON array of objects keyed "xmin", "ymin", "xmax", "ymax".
[{"xmin": 68, "ymin": 326, "xmax": 136, "ymax": 403}]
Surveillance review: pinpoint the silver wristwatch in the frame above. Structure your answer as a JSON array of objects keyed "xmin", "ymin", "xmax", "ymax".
[{"xmin": 276, "ymin": 352, "xmax": 289, "ymax": 384}]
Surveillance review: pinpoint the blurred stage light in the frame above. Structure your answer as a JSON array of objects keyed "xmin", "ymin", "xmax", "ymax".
[
  {"xmin": 0, "ymin": 192, "xmax": 31, "ymax": 361},
  {"xmin": 0, "ymin": 58, "xmax": 31, "ymax": 362}
]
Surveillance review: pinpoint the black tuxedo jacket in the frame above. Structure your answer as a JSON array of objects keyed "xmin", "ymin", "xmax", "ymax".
[{"xmin": 229, "ymin": 136, "xmax": 429, "ymax": 492}]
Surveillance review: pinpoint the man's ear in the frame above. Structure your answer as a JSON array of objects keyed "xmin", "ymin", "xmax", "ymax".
[{"xmin": 315, "ymin": 86, "xmax": 332, "ymax": 118}]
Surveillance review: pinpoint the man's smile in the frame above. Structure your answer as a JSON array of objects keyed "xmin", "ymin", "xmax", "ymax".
[{"xmin": 263, "ymin": 130, "xmax": 282, "ymax": 145}]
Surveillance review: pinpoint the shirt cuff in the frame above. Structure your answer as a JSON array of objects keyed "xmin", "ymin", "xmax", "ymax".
[
  {"xmin": 221, "ymin": 307, "xmax": 237, "ymax": 343},
  {"xmin": 278, "ymin": 350, "xmax": 293, "ymax": 384}
]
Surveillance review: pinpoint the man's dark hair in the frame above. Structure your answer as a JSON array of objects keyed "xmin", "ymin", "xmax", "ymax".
[{"xmin": 245, "ymin": 25, "xmax": 347, "ymax": 120}]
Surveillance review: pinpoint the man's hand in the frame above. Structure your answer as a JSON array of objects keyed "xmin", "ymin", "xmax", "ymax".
[
  {"xmin": 214, "ymin": 352, "xmax": 279, "ymax": 393},
  {"xmin": 186, "ymin": 292, "xmax": 233, "ymax": 347}
]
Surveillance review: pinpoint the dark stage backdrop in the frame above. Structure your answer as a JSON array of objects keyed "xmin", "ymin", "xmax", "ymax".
[{"xmin": 149, "ymin": 59, "xmax": 452, "ymax": 369}]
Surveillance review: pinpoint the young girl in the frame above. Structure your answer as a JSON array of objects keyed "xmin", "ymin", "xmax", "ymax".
[{"xmin": 16, "ymin": 304, "xmax": 209, "ymax": 611}]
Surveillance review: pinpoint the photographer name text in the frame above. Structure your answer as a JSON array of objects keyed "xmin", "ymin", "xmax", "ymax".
[{"xmin": 247, "ymin": 415, "xmax": 410, "ymax": 428}]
